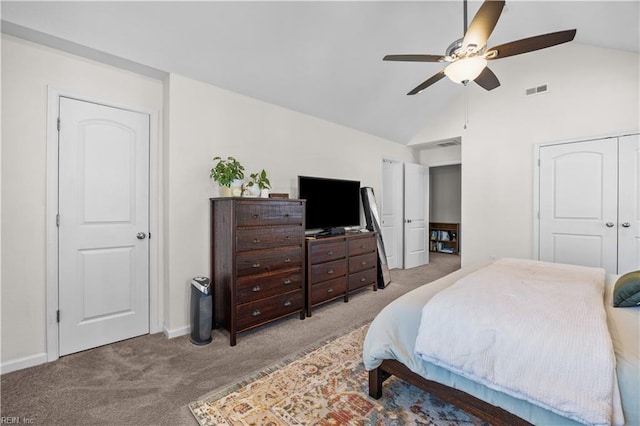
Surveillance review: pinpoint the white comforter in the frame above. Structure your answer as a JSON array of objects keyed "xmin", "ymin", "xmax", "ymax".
[{"xmin": 414, "ymin": 258, "xmax": 624, "ymax": 426}]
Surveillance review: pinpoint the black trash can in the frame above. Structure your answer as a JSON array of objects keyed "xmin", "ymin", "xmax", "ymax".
[{"xmin": 190, "ymin": 276, "xmax": 212, "ymax": 345}]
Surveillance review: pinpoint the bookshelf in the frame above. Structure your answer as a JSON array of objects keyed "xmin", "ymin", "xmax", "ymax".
[{"xmin": 429, "ymin": 222, "xmax": 459, "ymax": 255}]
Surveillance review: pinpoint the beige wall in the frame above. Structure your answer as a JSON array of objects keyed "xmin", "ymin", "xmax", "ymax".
[
  {"xmin": 416, "ymin": 43, "xmax": 639, "ymax": 267},
  {"xmin": 1, "ymin": 35, "xmax": 164, "ymax": 366},
  {"xmin": 162, "ymin": 73, "xmax": 416, "ymax": 334},
  {"xmin": 1, "ymin": 34, "xmax": 415, "ymax": 367}
]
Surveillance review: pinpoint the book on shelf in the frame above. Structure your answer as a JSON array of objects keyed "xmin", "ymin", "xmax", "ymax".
[{"xmin": 430, "ymin": 230, "xmax": 456, "ymax": 242}]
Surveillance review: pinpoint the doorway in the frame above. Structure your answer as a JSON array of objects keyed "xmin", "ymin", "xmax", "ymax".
[
  {"xmin": 429, "ymin": 164, "xmax": 462, "ymax": 255},
  {"xmin": 381, "ymin": 160, "xmax": 429, "ymax": 269},
  {"xmin": 47, "ymin": 92, "xmax": 156, "ymax": 359}
]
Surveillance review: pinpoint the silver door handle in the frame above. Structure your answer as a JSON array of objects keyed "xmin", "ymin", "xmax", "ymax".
[
  {"xmin": 622, "ymin": 222, "xmax": 631, "ymax": 228},
  {"xmin": 605, "ymin": 222, "xmax": 615, "ymax": 228},
  {"xmin": 136, "ymin": 232, "xmax": 147, "ymax": 240}
]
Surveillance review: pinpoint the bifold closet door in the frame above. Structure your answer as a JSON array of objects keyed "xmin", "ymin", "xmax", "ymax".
[
  {"xmin": 539, "ymin": 138, "xmax": 618, "ymax": 274},
  {"xmin": 618, "ymin": 134, "xmax": 640, "ymax": 274}
]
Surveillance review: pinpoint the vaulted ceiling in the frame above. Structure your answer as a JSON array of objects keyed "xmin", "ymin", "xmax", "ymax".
[{"xmin": 2, "ymin": 1, "xmax": 638, "ymax": 144}]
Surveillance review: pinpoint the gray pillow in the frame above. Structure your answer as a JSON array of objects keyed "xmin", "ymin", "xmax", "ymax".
[{"xmin": 613, "ymin": 271, "xmax": 640, "ymax": 307}]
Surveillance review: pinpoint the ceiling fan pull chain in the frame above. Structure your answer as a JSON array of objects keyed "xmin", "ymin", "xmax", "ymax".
[{"xmin": 464, "ymin": 86, "xmax": 469, "ymax": 129}]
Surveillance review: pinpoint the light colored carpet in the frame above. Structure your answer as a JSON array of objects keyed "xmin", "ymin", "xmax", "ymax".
[{"xmin": 0, "ymin": 253, "xmax": 460, "ymax": 425}]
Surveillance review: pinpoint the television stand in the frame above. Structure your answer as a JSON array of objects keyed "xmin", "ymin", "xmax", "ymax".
[{"xmin": 317, "ymin": 227, "xmax": 345, "ymax": 237}]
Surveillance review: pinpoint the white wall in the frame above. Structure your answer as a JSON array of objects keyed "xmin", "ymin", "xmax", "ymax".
[
  {"xmin": 162, "ymin": 73, "xmax": 415, "ymax": 334},
  {"xmin": 416, "ymin": 43, "xmax": 639, "ymax": 267},
  {"xmin": 1, "ymin": 35, "xmax": 165, "ymax": 366},
  {"xmin": 429, "ymin": 165, "xmax": 461, "ymax": 224},
  {"xmin": 1, "ymin": 34, "xmax": 416, "ymax": 366}
]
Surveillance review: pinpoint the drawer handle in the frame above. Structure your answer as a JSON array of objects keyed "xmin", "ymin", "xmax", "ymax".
[
  {"xmin": 252, "ymin": 309, "xmax": 261, "ymax": 317},
  {"xmin": 283, "ymin": 300, "xmax": 292, "ymax": 307},
  {"xmin": 252, "ymin": 263, "xmax": 261, "ymax": 268},
  {"xmin": 327, "ymin": 268, "xmax": 334, "ymax": 274},
  {"xmin": 327, "ymin": 288, "xmax": 334, "ymax": 294},
  {"xmin": 360, "ymin": 277, "xmax": 367, "ymax": 282},
  {"xmin": 360, "ymin": 245, "xmax": 366, "ymax": 249},
  {"xmin": 360, "ymin": 261, "xmax": 367, "ymax": 266},
  {"xmin": 283, "ymin": 279, "xmax": 292, "ymax": 285},
  {"xmin": 284, "ymin": 213, "xmax": 290, "ymax": 218},
  {"xmin": 253, "ymin": 214, "xmax": 259, "ymax": 219},
  {"xmin": 284, "ymin": 257, "xmax": 291, "ymax": 263},
  {"xmin": 285, "ymin": 235, "xmax": 291, "ymax": 240},
  {"xmin": 327, "ymin": 250, "xmax": 334, "ymax": 255},
  {"xmin": 253, "ymin": 238, "xmax": 260, "ymax": 243},
  {"xmin": 252, "ymin": 286, "xmax": 261, "ymax": 292}
]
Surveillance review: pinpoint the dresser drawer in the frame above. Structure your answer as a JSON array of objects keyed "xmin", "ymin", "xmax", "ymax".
[
  {"xmin": 309, "ymin": 240, "xmax": 346, "ymax": 263},
  {"xmin": 349, "ymin": 252, "xmax": 377, "ymax": 274},
  {"xmin": 309, "ymin": 259, "xmax": 347, "ymax": 285},
  {"xmin": 237, "ymin": 268, "xmax": 303, "ymax": 304},
  {"xmin": 348, "ymin": 235, "xmax": 376, "ymax": 256},
  {"xmin": 236, "ymin": 201, "xmax": 303, "ymax": 227},
  {"xmin": 237, "ymin": 290, "xmax": 303, "ymax": 331},
  {"xmin": 236, "ymin": 225, "xmax": 304, "ymax": 252},
  {"xmin": 237, "ymin": 247, "xmax": 302, "ymax": 278},
  {"xmin": 348, "ymin": 267, "xmax": 377, "ymax": 291},
  {"xmin": 311, "ymin": 277, "xmax": 346, "ymax": 306}
]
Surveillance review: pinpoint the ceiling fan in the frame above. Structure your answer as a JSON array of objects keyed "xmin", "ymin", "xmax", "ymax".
[{"xmin": 384, "ymin": 0, "xmax": 576, "ymax": 95}]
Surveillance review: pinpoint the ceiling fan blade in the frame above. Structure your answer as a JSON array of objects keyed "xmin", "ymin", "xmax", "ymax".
[
  {"xmin": 407, "ymin": 70, "xmax": 446, "ymax": 95},
  {"xmin": 462, "ymin": 0, "xmax": 505, "ymax": 51},
  {"xmin": 487, "ymin": 29, "xmax": 577, "ymax": 59},
  {"xmin": 383, "ymin": 54, "xmax": 444, "ymax": 62},
  {"xmin": 474, "ymin": 67, "xmax": 500, "ymax": 90}
]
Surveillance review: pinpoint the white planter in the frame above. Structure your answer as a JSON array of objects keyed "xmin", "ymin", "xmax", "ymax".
[
  {"xmin": 260, "ymin": 188, "xmax": 270, "ymax": 198},
  {"xmin": 243, "ymin": 185, "xmax": 260, "ymax": 197},
  {"xmin": 219, "ymin": 185, "xmax": 232, "ymax": 197}
]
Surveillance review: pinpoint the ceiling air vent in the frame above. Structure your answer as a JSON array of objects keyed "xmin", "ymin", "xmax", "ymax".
[
  {"xmin": 437, "ymin": 140, "xmax": 460, "ymax": 148},
  {"xmin": 525, "ymin": 84, "xmax": 549, "ymax": 96}
]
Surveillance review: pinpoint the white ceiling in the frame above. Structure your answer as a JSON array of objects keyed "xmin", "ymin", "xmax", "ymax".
[{"xmin": 2, "ymin": 1, "xmax": 638, "ymax": 144}]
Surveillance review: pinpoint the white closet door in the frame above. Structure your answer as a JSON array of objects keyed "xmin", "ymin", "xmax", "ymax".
[
  {"xmin": 539, "ymin": 139, "xmax": 618, "ymax": 274},
  {"xmin": 618, "ymin": 134, "xmax": 640, "ymax": 274},
  {"xmin": 404, "ymin": 162, "xmax": 429, "ymax": 269},
  {"xmin": 58, "ymin": 97, "xmax": 150, "ymax": 356}
]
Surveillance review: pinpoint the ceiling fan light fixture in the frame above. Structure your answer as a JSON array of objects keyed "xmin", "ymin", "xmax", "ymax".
[{"xmin": 444, "ymin": 57, "xmax": 488, "ymax": 84}]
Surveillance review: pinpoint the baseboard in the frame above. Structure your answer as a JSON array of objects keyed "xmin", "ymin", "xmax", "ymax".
[
  {"xmin": 163, "ymin": 324, "xmax": 190, "ymax": 339},
  {"xmin": 1, "ymin": 352, "xmax": 47, "ymax": 375}
]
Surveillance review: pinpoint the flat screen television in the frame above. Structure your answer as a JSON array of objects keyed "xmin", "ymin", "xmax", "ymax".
[{"xmin": 298, "ymin": 176, "xmax": 361, "ymax": 234}]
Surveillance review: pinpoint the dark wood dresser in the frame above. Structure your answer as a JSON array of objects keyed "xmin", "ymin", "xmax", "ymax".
[
  {"xmin": 211, "ymin": 197, "xmax": 306, "ymax": 346},
  {"xmin": 305, "ymin": 232, "xmax": 378, "ymax": 316}
]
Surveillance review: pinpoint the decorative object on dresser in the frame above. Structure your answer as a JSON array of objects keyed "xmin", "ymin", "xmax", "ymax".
[
  {"xmin": 305, "ymin": 232, "xmax": 378, "ymax": 316},
  {"xmin": 429, "ymin": 222, "xmax": 459, "ymax": 254},
  {"xmin": 243, "ymin": 169, "xmax": 272, "ymax": 198},
  {"xmin": 211, "ymin": 197, "xmax": 306, "ymax": 346},
  {"xmin": 210, "ymin": 156, "xmax": 245, "ymax": 197},
  {"xmin": 361, "ymin": 187, "xmax": 391, "ymax": 288}
]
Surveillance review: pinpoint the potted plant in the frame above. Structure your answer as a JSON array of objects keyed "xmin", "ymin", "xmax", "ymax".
[
  {"xmin": 210, "ymin": 156, "xmax": 245, "ymax": 197},
  {"xmin": 245, "ymin": 169, "xmax": 272, "ymax": 198}
]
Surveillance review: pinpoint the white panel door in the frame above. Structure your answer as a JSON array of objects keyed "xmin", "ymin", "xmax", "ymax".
[
  {"xmin": 404, "ymin": 162, "xmax": 429, "ymax": 269},
  {"xmin": 58, "ymin": 97, "xmax": 150, "ymax": 356},
  {"xmin": 539, "ymin": 139, "xmax": 618, "ymax": 273},
  {"xmin": 381, "ymin": 160, "xmax": 403, "ymax": 269},
  {"xmin": 618, "ymin": 134, "xmax": 640, "ymax": 274}
]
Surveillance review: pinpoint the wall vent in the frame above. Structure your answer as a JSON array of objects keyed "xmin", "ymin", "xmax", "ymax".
[
  {"xmin": 525, "ymin": 84, "xmax": 549, "ymax": 96},
  {"xmin": 437, "ymin": 140, "xmax": 461, "ymax": 148}
]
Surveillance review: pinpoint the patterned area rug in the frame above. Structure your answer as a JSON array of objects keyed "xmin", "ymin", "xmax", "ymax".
[{"xmin": 189, "ymin": 324, "xmax": 486, "ymax": 425}]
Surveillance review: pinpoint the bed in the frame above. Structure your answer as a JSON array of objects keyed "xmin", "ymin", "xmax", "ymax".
[{"xmin": 363, "ymin": 259, "xmax": 639, "ymax": 426}]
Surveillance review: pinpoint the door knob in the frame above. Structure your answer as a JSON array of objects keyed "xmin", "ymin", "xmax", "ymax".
[
  {"xmin": 605, "ymin": 222, "xmax": 615, "ymax": 228},
  {"xmin": 136, "ymin": 232, "xmax": 147, "ymax": 240},
  {"xmin": 622, "ymin": 222, "xmax": 631, "ymax": 228}
]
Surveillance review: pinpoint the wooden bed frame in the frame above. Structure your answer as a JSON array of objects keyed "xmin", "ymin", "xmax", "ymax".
[{"xmin": 369, "ymin": 359, "xmax": 533, "ymax": 426}]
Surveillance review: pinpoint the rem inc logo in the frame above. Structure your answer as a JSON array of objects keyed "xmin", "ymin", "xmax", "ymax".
[{"xmin": 0, "ymin": 417, "xmax": 34, "ymax": 424}]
